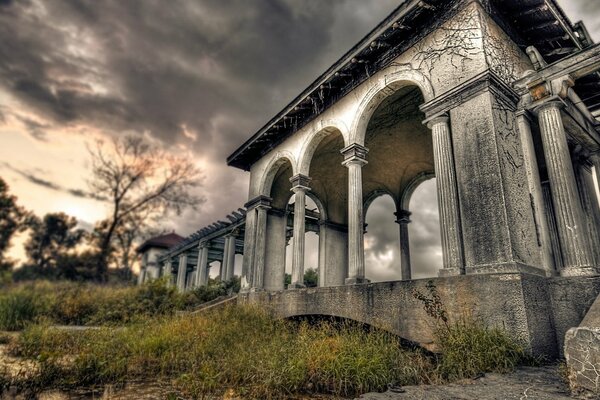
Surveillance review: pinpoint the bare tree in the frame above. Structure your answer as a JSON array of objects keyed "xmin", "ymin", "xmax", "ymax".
[{"xmin": 88, "ymin": 135, "xmax": 202, "ymax": 280}]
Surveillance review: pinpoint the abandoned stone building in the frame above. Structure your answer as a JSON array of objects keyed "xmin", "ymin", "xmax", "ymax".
[{"xmin": 140, "ymin": 0, "xmax": 600, "ymax": 377}]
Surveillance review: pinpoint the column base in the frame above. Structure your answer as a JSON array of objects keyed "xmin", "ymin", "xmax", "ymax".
[
  {"xmin": 560, "ymin": 266, "xmax": 600, "ymax": 277},
  {"xmin": 287, "ymin": 283, "xmax": 306, "ymax": 290},
  {"xmin": 438, "ymin": 268, "xmax": 463, "ymax": 277},
  {"xmin": 345, "ymin": 277, "xmax": 370, "ymax": 285},
  {"xmin": 249, "ymin": 287, "xmax": 265, "ymax": 293}
]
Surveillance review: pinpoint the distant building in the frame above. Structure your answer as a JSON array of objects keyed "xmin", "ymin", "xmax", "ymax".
[{"xmin": 137, "ymin": 233, "xmax": 184, "ymax": 284}]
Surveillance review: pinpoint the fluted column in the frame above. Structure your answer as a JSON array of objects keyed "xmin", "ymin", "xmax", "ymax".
[
  {"xmin": 516, "ymin": 111, "xmax": 556, "ymax": 275},
  {"xmin": 536, "ymin": 101, "xmax": 595, "ymax": 276},
  {"xmin": 253, "ymin": 202, "xmax": 271, "ymax": 290},
  {"xmin": 342, "ymin": 144, "xmax": 369, "ymax": 285},
  {"xmin": 223, "ymin": 233, "xmax": 237, "ymax": 281},
  {"xmin": 289, "ymin": 174, "xmax": 311, "ymax": 289},
  {"xmin": 242, "ymin": 196, "xmax": 271, "ymax": 291},
  {"xmin": 426, "ymin": 114, "xmax": 464, "ymax": 275},
  {"xmin": 195, "ymin": 243, "xmax": 209, "ymax": 287},
  {"xmin": 575, "ymin": 158, "xmax": 600, "ymax": 266},
  {"xmin": 395, "ymin": 210, "xmax": 412, "ymax": 280},
  {"xmin": 176, "ymin": 254, "xmax": 188, "ymax": 292}
]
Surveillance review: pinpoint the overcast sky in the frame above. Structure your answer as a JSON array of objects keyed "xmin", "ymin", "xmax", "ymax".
[{"xmin": 1, "ymin": 0, "xmax": 598, "ymax": 281}]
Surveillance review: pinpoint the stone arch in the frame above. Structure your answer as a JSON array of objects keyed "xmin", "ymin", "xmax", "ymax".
[
  {"xmin": 258, "ymin": 151, "xmax": 298, "ymax": 197},
  {"xmin": 306, "ymin": 191, "xmax": 327, "ymax": 221},
  {"xmin": 364, "ymin": 188, "xmax": 399, "ymax": 215},
  {"xmin": 351, "ymin": 66, "xmax": 434, "ymax": 146},
  {"xmin": 400, "ymin": 172, "xmax": 435, "ymax": 210},
  {"xmin": 298, "ymin": 120, "xmax": 350, "ymax": 176}
]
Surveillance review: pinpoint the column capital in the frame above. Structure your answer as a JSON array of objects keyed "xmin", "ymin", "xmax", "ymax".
[
  {"xmin": 515, "ymin": 109, "xmax": 533, "ymax": 121},
  {"xmin": 198, "ymin": 241, "xmax": 208, "ymax": 249},
  {"xmin": 424, "ymin": 113, "xmax": 449, "ymax": 129},
  {"xmin": 533, "ymin": 99, "xmax": 566, "ymax": 115},
  {"xmin": 395, "ymin": 210, "xmax": 412, "ymax": 224},
  {"xmin": 341, "ymin": 143, "xmax": 369, "ymax": 167},
  {"xmin": 289, "ymin": 174, "xmax": 312, "ymax": 192},
  {"xmin": 244, "ymin": 195, "xmax": 272, "ymax": 211}
]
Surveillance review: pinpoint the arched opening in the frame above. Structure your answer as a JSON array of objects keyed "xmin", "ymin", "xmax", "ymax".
[
  {"xmin": 304, "ymin": 129, "xmax": 348, "ymax": 287},
  {"xmin": 360, "ymin": 84, "xmax": 434, "ymax": 282},
  {"xmin": 364, "ymin": 194, "xmax": 400, "ymax": 282},
  {"xmin": 262, "ymin": 157, "xmax": 293, "ymax": 291},
  {"xmin": 407, "ymin": 179, "xmax": 442, "ymax": 279}
]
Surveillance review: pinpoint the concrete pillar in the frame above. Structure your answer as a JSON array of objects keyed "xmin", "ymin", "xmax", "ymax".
[
  {"xmin": 253, "ymin": 203, "xmax": 270, "ymax": 290},
  {"xmin": 176, "ymin": 254, "xmax": 188, "ymax": 292},
  {"xmin": 426, "ymin": 114, "xmax": 464, "ymax": 275},
  {"xmin": 341, "ymin": 144, "xmax": 369, "ymax": 285},
  {"xmin": 395, "ymin": 210, "xmax": 412, "ymax": 280},
  {"xmin": 536, "ymin": 101, "xmax": 595, "ymax": 276},
  {"xmin": 289, "ymin": 174, "xmax": 311, "ymax": 289},
  {"xmin": 195, "ymin": 244, "xmax": 209, "ymax": 287},
  {"xmin": 516, "ymin": 111, "xmax": 556, "ymax": 276},
  {"xmin": 224, "ymin": 234, "xmax": 236, "ymax": 281},
  {"xmin": 318, "ymin": 222, "xmax": 348, "ymax": 287},
  {"xmin": 264, "ymin": 211, "xmax": 287, "ymax": 291},
  {"xmin": 221, "ymin": 236, "xmax": 230, "ymax": 281}
]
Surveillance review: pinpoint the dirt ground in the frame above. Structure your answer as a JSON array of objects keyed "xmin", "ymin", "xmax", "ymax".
[{"xmin": 359, "ymin": 366, "xmax": 589, "ymax": 400}]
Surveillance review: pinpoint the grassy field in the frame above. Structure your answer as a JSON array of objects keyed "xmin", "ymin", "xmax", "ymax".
[{"xmin": 0, "ymin": 280, "xmax": 530, "ymax": 399}]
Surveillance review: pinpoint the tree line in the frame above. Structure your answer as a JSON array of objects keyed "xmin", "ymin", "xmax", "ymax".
[{"xmin": 0, "ymin": 135, "xmax": 201, "ymax": 284}]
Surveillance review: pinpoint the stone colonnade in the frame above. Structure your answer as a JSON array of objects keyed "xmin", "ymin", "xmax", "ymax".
[
  {"xmin": 161, "ymin": 228, "xmax": 243, "ymax": 292},
  {"xmin": 241, "ymin": 110, "xmax": 475, "ymax": 292},
  {"xmin": 242, "ymin": 76, "xmax": 600, "ymax": 292}
]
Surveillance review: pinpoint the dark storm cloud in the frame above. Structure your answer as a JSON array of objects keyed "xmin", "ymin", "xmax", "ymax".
[
  {"xmin": 0, "ymin": 162, "xmax": 104, "ymax": 200},
  {"xmin": 0, "ymin": 0, "xmax": 401, "ymax": 234},
  {"xmin": 0, "ymin": 0, "xmax": 399, "ymax": 157}
]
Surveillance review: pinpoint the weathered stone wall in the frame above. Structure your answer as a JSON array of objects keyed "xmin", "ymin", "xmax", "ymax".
[
  {"xmin": 239, "ymin": 274, "xmax": 595, "ymax": 357},
  {"xmin": 550, "ymin": 277, "xmax": 600, "ymax": 350}
]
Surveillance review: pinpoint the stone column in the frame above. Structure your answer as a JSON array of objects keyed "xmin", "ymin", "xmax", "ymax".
[
  {"xmin": 163, "ymin": 259, "xmax": 173, "ymax": 286},
  {"xmin": 426, "ymin": 114, "xmax": 464, "ymax": 275},
  {"xmin": 342, "ymin": 144, "xmax": 369, "ymax": 285},
  {"xmin": 224, "ymin": 234, "xmax": 237, "ymax": 281},
  {"xmin": 138, "ymin": 267, "xmax": 146, "ymax": 285},
  {"xmin": 516, "ymin": 111, "xmax": 556, "ymax": 276},
  {"xmin": 241, "ymin": 196, "xmax": 271, "ymax": 290},
  {"xmin": 221, "ymin": 236, "xmax": 231, "ymax": 281},
  {"xmin": 395, "ymin": 210, "xmax": 412, "ymax": 280},
  {"xmin": 241, "ymin": 206, "xmax": 257, "ymax": 291},
  {"xmin": 575, "ymin": 159, "xmax": 600, "ymax": 266},
  {"xmin": 289, "ymin": 174, "xmax": 311, "ymax": 289},
  {"xmin": 195, "ymin": 243, "xmax": 209, "ymax": 287},
  {"xmin": 176, "ymin": 254, "xmax": 188, "ymax": 292},
  {"xmin": 253, "ymin": 202, "xmax": 271, "ymax": 290},
  {"xmin": 536, "ymin": 101, "xmax": 595, "ymax": 276},
  {"xmin": 542, "ymin": 183, "xmax": 564, "ymax": 271}
]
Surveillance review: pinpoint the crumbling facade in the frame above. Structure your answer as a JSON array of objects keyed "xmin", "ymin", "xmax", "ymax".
[{"xmin": 155, "ymin": 0, "xmax": 600, "ymax": 360}]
